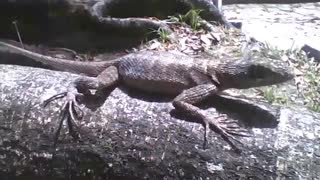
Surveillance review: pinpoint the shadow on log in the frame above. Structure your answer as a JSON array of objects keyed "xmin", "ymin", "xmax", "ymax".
[{"xmin": 1, "ymin": 65, "xmax": 320, "ymax": 179}]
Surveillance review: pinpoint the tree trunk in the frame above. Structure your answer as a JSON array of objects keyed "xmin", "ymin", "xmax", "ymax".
[{"xmin": 0, "ymin": 0, "xmax": 228, "ymax": 52}]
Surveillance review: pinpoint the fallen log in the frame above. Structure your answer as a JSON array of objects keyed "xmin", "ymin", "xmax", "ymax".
[{"xmin": 1, "ymin": 64, "xmax": 319, "ymax": 179}]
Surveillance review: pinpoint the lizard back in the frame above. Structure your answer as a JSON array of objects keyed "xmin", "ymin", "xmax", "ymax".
[{"xmin": 118, "ymin": 51, "xmax": 210, "ymax": 95}]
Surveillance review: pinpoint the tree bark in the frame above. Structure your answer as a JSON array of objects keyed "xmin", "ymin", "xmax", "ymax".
[
  {"xmin": 0, "ymin": 0, "xmax": 228, "ymax": 51},
  {"xmin": 1, "ymin": 64, "xmax": 319, "ymax": 180}
]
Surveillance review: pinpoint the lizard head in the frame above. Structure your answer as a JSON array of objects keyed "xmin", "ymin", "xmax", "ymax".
[{"xmin": 216, "ymin": 56, "xmax": 294, "ymax": 89}]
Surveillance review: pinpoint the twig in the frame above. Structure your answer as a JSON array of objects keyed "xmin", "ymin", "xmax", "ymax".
[{"xmin": 12, "ymin": 20, "xmax": 24, "ymax": 49}]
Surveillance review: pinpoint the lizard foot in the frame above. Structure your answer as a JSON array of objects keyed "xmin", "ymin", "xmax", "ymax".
[
  {"xmin": 202, "ymin": 114, "xmax": 251, "ymax": 153},
  {"xmin": 44, "ymin": 91, "xmax": 84, "ymax": 120},
  {"xmin": 44, "ymin": 90, "xmax": 85, "ymax": 146}
]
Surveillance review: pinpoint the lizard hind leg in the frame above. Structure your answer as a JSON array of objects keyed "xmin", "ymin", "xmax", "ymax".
[{"xmin": 172, "ymin": 84, "xmax": 249, "ymax": 153}]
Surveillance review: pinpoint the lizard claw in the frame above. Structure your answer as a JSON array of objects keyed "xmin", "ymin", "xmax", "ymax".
[
  {"xmin": 44, "ymin": 90, "xmax": 85, "ymax": 146},
  {"xmin": 202, "ymin": 115, "xmax": 250, "ymax": 153},
  {"xmin": 44, "ymin": 91, "xmax": 84, "ymax": 120},
  {"xmin": 43, "ymin": 92, "xmax": 67, "ymax": 107},
  {"xmin": 64, "ymin": 92, "xmax": 84, "ymax": 120},
  {"xmin": 217, "ymin": 118, "xmax": 251, "ymax": 137}
]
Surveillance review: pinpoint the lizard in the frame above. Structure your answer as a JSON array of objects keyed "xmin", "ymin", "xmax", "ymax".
[{"xmin": 0, "ymin": 41, "xmax": 294, "ymax": 153}]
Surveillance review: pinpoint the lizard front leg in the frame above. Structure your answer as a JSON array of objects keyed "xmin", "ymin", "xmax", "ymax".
[
  {"xmin": 44, "ymin": 66, "xmax": 119, "ymax": 146},
  {"xmin": 172, "ymin": 84, "xmax": 249, "ymax": 153}
]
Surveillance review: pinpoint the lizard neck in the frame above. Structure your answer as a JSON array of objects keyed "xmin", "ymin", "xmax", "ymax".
[{"xmin": 207, "ymin": 59, "xmax": 241, "ymax": 90}]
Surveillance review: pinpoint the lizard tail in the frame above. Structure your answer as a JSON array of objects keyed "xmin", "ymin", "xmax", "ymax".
[{"xmin": 0, "ymin": 40, "xmax": 118, "ymax": 77}]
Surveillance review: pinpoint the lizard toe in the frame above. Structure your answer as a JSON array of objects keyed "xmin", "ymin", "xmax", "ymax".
[
  {"xmin": 44, "ymin": 90, "xmax": 85, "ymax": 147},
  {"xmin": 43, "ymin": 92, "xmax": 67, "ymax": 107},
  {"xmin": 202, "ymin": 115, "xmax": 246, "ymax": 153},
  {"xmin": 65, "ymin": 91, "xmax": 84, "ymax": 120},
  {"xmin": 44, "ymin": 90, "xmax": 84, "ymax": 120},
  {"xmin": 215, "ymin": 116, "xmax": 251, "ymax": 137}
]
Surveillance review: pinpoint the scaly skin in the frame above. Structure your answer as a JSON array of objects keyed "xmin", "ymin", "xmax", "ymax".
[{"xmin": 0, "ymin": 41, "xmax": 294, "ymax": 153}]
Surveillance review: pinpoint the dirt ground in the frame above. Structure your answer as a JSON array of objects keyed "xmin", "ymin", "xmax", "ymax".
[{"xmin": 224, "ymin": 2, "xmax": 320, "ymax": 50}]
